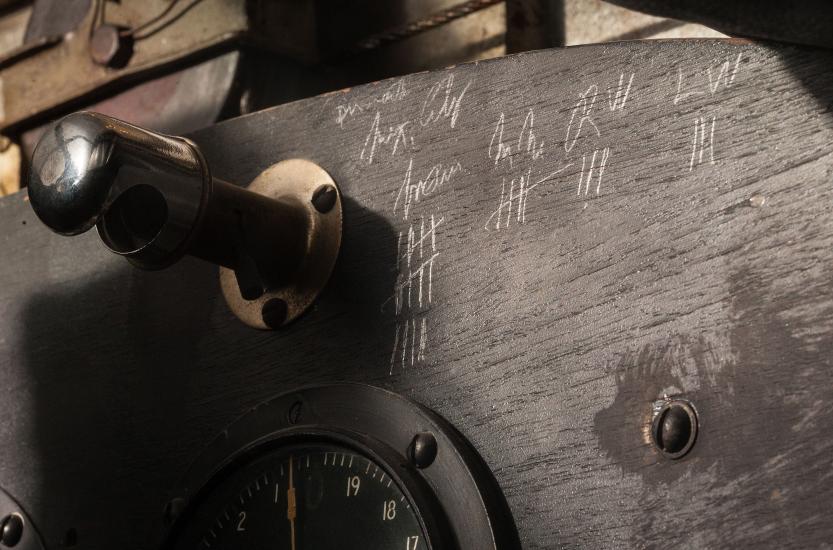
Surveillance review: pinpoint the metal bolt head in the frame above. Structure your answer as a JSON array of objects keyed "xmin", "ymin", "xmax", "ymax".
[
  {"xmin": 651, "ymin": 400, "xmax": 698, "ymax": 459},
  {"xmin": 287, "ymin": 401, "xmax": 303, "ymax": 425},
  {"xmin": 162, "ymin": 498, "xmax": 186, "ymax": 527},
  {"xmin": 311, "ymin": 185, "xmax": 337, "ymax": 213},
  {"xmin": 0, "ymin": 513, "xmax": 23, "ymax": 547},
  {"xmin": 261, "ymin": 298, "xmax": 288, "ymax": 329},
  {"xmin": 90, "ymin": 25, "xmax": 133, "ymax": 67},
  {"xmin": 407, "ymin": 432, "xmax": 438, "ymax": 469},
  {"xmin": 62, "ymin": 528, "xmax": 77, "ymax": 547}
]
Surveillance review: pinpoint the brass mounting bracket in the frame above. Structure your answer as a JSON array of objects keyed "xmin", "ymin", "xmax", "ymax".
[{"xmin": 220, "ymin": 159, "xmax": 342, "ymax": 329}]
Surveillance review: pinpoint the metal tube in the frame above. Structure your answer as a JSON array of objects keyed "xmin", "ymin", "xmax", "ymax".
[{"xmin": 188, "ymin": 179, "xmax": 309, "ymax": 289}]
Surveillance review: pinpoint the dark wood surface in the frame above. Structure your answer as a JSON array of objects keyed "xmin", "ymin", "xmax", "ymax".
[{"xmin": 2, "ymin": 39, "xmax": 833, "ymax": 548}]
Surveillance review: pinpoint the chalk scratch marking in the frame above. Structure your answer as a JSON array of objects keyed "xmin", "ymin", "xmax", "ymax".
[{"xmin": 689, "ymin": 115, "xmax": 716, "ymax": 171}]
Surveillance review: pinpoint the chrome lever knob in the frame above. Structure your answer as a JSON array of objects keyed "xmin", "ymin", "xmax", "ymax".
[
  {"xmin": 28, "ymin": 112, "xmax": 343, "ymax": 329},
  {"xmin": 29, "ymin": 111, "xmax": 212, "ymax": 267}
]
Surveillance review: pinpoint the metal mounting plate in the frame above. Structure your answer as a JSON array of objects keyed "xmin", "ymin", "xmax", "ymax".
[{"xmin": 220, "ymin": 158, "xmax": 342, "ymax": 329}]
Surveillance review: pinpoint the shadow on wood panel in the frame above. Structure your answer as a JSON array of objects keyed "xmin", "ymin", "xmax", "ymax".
[{"xmin": 18, "ymin": 196, "xmax": 400, "ymax": 547}]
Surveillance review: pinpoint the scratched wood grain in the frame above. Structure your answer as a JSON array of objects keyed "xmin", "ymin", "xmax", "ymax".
[{"xmin": 2, "ymin": 39, "xmax": 833, "ymax": 548}]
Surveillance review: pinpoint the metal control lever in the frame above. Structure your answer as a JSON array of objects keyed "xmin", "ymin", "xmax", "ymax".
[{"xmin": 28, "ymin": 112, "xmax": 342, "ymax": 329}]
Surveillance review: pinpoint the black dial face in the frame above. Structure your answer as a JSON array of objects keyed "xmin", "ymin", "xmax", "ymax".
[{"xmin": 172, "ymin": 442, "xmax": 427, "ymax": 550}]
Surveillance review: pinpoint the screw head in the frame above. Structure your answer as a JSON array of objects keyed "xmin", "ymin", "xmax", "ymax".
[
  {"xmin": 62, "ymin": 528, "xmax": 77, "ymax": 547},
  {"xmin": 90, "ymin": 25, "xmax": 133, "ymax": 67},
  {"xmin": 287, "ymin": 401, "xmax": 303, "ymax": 425},
  {"xmin": 407, "ymin": 432, "xmax": 438, "ymax": 469},
  {"xmin": 0, "ymin": 513, "xmax": 23, "ymax": 547},
  {"xmin": 261, "ymin": 298, "xmax": 288, "ymax": 328},
  {"xmin": 651, "ymin": 400, "xmax": 698, "ymax": 459},
  {"xmin": 311, "ymin": 185, "xmax": 337, "ymax": 214},
  {"xmin": 162, "ymin": 498, "xmax": 186, "ymax": 527}
]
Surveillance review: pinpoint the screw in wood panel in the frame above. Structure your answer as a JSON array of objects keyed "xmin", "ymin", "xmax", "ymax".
[
  {"xmin": 287, "ymin": 401, "xmax": 303, "ymax": 425},
  {"xmin": 650, "ymin": 399, "xmax": 698, "ymax": 459}
]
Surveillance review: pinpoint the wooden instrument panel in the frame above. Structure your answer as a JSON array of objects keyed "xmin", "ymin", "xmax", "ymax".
[{"xmin": 1, "ymin": 39, "xmax": 833, "ymax": 548}]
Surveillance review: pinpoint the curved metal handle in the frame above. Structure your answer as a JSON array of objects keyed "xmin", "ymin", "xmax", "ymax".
[
  {"xmin": 28, "ymin": 112, "xmax": 310, "ymax": 299},
  {"xmin": 29, "ymin": 112, "xmax": 210, "ymax": 267}
]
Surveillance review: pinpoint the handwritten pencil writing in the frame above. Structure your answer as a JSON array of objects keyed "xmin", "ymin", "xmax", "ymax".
[
  {"xmin": 360, "ymin": 111, "xmax": 413, "ymax": 164},
  {"xmin": 420, "ymin": 73, "xmax": 472, "ymax": 129},
  {"xmin": 576, "ymin": 148, "xmax": 611, "ymax": 196},
  {"xmin": 335, "ymin": 79, "xmax": 407, "ymax": 127},
  {"xmin": 689, "ymin": 116, "xmax": 715, "ymax": 170},
  {"xmin": 489, "ymin": 110, "xmax": 545, "ymax": 168},
  {"xmin": 674, "ymin": 53, "xmax": 742, "ymax": 105},
  {"xmin": 383, "ymin": 215, "xmax": 444, "ymax": 315},
  {"xmin": 390, "ymin": 316, "xmax": 428, "ymax": 373},
  {"xmin": 394, "ymin": 158, "xmax": 462, "ymax": 220}
]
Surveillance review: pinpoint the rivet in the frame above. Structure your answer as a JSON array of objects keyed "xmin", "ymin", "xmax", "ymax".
[
  {"xmin": 407, "ymin": 432, "xmax": 438, "ymax": 469},
  {"xmin": 90, "ymin": 25, "xmax": 133, "ymax": 67}
]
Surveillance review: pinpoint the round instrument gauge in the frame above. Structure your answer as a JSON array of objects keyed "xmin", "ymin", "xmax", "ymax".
[
  {"xmin": 170, "ymin": 441, "xmax": 430, "ymax": 549},
  {"xmin": 163, "ymin": 384, "xmax": 519, "ymax": 550}
]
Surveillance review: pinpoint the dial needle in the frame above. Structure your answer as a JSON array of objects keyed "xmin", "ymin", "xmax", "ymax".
[{"xmin": 288, "ymin": 455, "xmax": 297, "ymax": 550}]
